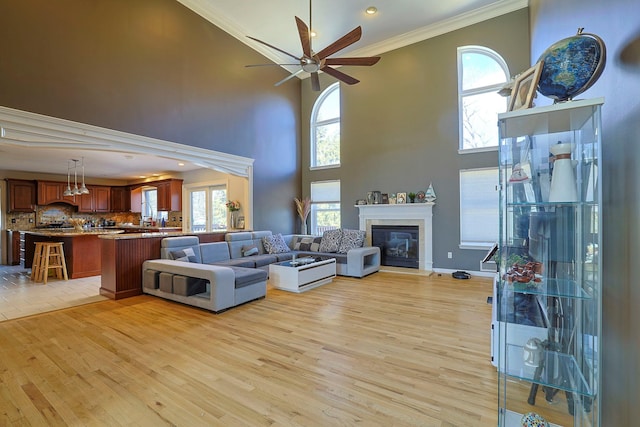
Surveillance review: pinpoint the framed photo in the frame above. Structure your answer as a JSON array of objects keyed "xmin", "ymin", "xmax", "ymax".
[
  {"xmin": 396, "ymin": 192, "xmax": 407, "ymax": 204},
  {"xmin": 381, "ymin": 193, "xmax": 389, "ymax": 204},
  {"xmin": 508, "ymin": 61, "xmax": 544, "ymax": 112},
  {"xmin": 389, "ymin": 193, "xmax": 397, "ymax": 204},
  {"xmin": 236, "ymin": 216, "xmax": 245, "ymax": 229}
]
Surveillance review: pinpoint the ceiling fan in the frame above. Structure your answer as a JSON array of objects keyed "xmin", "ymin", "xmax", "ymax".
[{"xmin": 245, "ymin": 1, "xmax": 380, "ymax": 91}]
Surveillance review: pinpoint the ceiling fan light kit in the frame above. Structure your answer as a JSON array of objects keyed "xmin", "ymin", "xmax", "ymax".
[{"xmin": 246, "ymin": 0, "xmax": 380, "ymax": 91}]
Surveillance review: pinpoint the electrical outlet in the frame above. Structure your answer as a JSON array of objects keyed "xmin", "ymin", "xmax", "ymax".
[{"xmin": 447, "ymin": 252, "xmax": 453, "ymax": 259}]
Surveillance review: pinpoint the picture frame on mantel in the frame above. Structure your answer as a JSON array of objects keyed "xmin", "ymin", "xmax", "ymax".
[
  {"xmin": 381, "ymin": 193, "xmax": 389, "ymax": 204},
  {"xmin": 396, "ymin": 192, "xmax": 407, "ymax": 204},
  {"xmin": 389, "ymin": 193, "xmax": 397, "ymax": 204}
]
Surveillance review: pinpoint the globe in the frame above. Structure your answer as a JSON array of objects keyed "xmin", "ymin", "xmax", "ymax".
[{"xmin": 537, "ymin": 29, "xmax": 606, "ymax": 102}]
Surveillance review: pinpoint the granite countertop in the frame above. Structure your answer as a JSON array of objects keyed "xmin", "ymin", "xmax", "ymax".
[
  {"xmin": 98, "ymin": 231, "xmax": 184, "ymax": 240},
  {"xmin": 112, "ymin": 225, "xmax": 183, "ymax": 231},
  {"xmin": 25, "ymin": 229, "xmax": 126, "ymax": 237}
]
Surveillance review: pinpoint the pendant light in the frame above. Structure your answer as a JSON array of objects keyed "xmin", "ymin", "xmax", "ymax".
[
  {"xmin": 72, "ymin": 159, "xmax": 80, "ymax": 195},
  {"xmin": 63, "ymin": 160, "xmax": 74, "ymax": 196},
  {"xmin": 79, "ymin": 157, "xmax": 90, "ymax": 194}
]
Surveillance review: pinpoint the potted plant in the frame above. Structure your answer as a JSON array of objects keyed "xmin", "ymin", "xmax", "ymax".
[{"xmin": 408, "ymin": 192, "xmax": 416, "ymax": 203}]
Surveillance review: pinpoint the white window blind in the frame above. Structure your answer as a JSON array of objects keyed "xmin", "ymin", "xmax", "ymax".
[
  {"xmin": 459, "ymin": 167, "xmax": 499, "ymax": 248},
  {"xmin": 311, "ymin": 180, "xmax": 340, "ymax": 202},
  {"xmin": 310, "ymin": 180, "xmax": 341, "ymax": 235}
]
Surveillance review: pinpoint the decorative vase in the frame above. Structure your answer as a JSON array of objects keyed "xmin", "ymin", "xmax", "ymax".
[
  {"xmin": 301, "ymin": 219, "xmax": 308, "ymax": 235},
  {"xmin": 549, "ymin": 142, "xmax": 578, "ymax": 202},
  {"xmin": 230, "ymin": 211, "xmax": 238, "ymax": 229}
]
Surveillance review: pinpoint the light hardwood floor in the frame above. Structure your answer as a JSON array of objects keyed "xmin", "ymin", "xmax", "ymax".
[{"xmin": 0, "ymin": 271, "xmax": 500, "ymax": 426}]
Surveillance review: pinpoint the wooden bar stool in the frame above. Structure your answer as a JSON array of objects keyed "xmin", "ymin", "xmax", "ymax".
[
  {"xmin": 31, "ymin": 242, "xmax": 45, "ymax": 281},
  {"xmin": 34, "ymin": 242, "xmax": 69, "ymax": 284}
]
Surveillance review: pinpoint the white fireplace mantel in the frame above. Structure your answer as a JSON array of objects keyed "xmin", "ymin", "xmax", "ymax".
[{"xmin": 356, "ymin": 203, "xmax": 434, "ymax": 271}]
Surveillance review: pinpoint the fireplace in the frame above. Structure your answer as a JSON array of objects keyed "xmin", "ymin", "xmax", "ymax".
[
  {"xmin": 372, "ymin": 225, "xmax": 419, "ymax": 268},
  {"xmin": 356, "ymin": 203, "xmax": 433, "ymax": 271}
]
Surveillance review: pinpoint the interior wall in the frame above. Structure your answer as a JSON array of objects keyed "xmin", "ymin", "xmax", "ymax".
[
  {"xmin": 301, "ymin": 9, "xmax": 530, "ymax": 271},
  {"xmin": 529, "ymin": 0, "xmax": 640, "ymax": 424},
  {"xmin": 0, "ymin": 0, "xmax": 301, "ymax": 234}
]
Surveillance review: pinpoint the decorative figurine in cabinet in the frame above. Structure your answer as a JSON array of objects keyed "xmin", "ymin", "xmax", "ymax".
[{"xmin": 496, "ymin": 98, "xmax": 602, "ymax": 427}]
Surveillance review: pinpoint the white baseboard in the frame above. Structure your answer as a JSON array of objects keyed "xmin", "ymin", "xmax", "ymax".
[{"xmin": 432, "ymin": 268, "xmax": 497, "ymax": 278}]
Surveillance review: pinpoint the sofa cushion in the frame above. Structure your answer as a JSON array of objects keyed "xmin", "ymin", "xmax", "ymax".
[
  {"xmin": 319, "ymin": 229, "xmax": 342, "ymax": 253},
  {"xmin": 293, "ymin": 236, "xmax": 323, "ymax": 252},
  {"xmin": 200, "ymin": 242, "xmax": 231, "ymax": 264},
  {"xmin": 262, "ymin": 233, "xmax": 290, "ymax": 254},
  {"xmin": 338, "ymin": 229, "xmax": 366, "ymax": 253},
  {"xmin": 242, "ymin": 244, "xmax": 259, "ymax": 257},
  {"xmin": 252, "ymin": 254, "xmax": 278, "ymax": 267},
  {"xmin": 228, "ymin": 266, "xmax": 268, "ymax": 289},
  {"xmin": 216, "ymin": 258, "xmax": 257, "ymax": 268},
  {"xmin": 161, "ymin": 236, "xmax": 202, "ymax": 263},
  {"xmin": 170, "ymin": 247, "xmax": 197, "ymax": 262}
]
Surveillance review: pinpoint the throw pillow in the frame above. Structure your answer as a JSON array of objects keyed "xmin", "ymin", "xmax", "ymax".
[
  {"xmin": 170, "ymin": 247, "xmax": 197, "ymax": 262},
  {"xmin": 262, "ymin": 233, "xmax": 291, "ymax": 254},
  {"xmin": 242, "ymin": 244, "xmax": 259, "ymax": 257},
  {"xmin": 294, "ymin": 236, "xmax": 323, "ymax": 252},
  {"xmin": 338, "ymin": 229, "xmax": 366, "ymax": 253},
  {"xmin": 319, "ymin": 229, "xmax": 343, "ymax": 253}
]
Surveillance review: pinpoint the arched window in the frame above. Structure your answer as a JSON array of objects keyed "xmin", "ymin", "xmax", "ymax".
[
  {"xmin": 310, "ymin": 83, "xmax": 340, "ymax": 168},
  {"xmin": 457, "ymin": 46, "xmax": 509, "ymax": 152}
]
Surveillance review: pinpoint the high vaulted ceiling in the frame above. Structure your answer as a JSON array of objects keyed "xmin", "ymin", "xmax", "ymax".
[{"xmin": 0, "ymin": 0, "xmax": 526, "ymax": 180}]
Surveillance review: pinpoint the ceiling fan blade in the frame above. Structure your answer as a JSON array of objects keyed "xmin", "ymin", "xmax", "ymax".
[
  {"xmin": 321, "ymin": 66, "xmax": 360, "ymax": 85},
  {"xmin": 316, "ymin": 26, "xmax": 362, "ymax": 60},
  {"xmin": 310, "ymin": 72, "xmax": 321, "ymax": 91},
  {"xmin": 245, "ymin": 63, "xmax": 301, "ymax": 68},
  {"xmin": 295, "ymin": 16, "xmax": 312, "ymax": 58},
  {"xmin": 275, "ymin": 69, "xmax": 304, "ymax": 87},
  {"xmin": 247, "ymin": 36, "xmax": 301, "ymax": 62},
  {"xmin": 324, "ymin": 57, "xmax": 380, "ymax": 66}
]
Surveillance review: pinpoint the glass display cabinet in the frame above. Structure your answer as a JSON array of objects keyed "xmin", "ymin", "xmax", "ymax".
[{"xmin": 496, "ymin": 98, "xmax": 603, "ymax": 427}]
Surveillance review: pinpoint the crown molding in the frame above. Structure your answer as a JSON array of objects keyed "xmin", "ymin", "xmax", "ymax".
[{"xmin": 348, "ymin": 0, "xmax": 529, "ymax": 58}]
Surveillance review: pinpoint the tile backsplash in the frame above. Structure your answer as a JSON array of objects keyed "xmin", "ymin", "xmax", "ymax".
[{"xmin": 6, "ymin": 204, "xmax": 182, "ymax": 230}]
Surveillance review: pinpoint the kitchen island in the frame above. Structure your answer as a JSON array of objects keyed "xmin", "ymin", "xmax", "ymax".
[{"xmin": 24, "ymin": 229, "xmax": 125, "ymax": 279}]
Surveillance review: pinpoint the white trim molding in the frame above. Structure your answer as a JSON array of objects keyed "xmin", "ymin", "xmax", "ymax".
[{"xmin": 0, "ymin": 106, "xmax": 254, "ymax": 178}]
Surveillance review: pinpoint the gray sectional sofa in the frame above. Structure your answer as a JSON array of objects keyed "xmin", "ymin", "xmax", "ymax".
[{"xmin": 142, "ymin": 230, "xmax": 380, "ymax": 313}]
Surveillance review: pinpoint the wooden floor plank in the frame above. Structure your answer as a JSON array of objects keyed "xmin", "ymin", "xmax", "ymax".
[{"xmin": 0, "ymin": 271, "xmax": 500, "ymax": 426}]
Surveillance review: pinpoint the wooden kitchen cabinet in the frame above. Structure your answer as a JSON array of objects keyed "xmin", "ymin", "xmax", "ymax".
[
  {"xmin": 78, "ymin": 185, "xmax": 111, "ymax": 213},
  {"xmin": 155, "ymin": 179, "xmax": 183, "ymax": 211},
  {"xmin": 6, "ymin": 179, "xmax": 36, "ymax": 212},
  {"xmin": 130, "ymin": 187, "xmax": 142, "ymax": 213},
  {"xmin": 37, "ymin": 181, "xmax": 76, "ymax": 205},
  {"xmin": 110, "ymin": 186, "xmax": 131, "ymax": 212}
]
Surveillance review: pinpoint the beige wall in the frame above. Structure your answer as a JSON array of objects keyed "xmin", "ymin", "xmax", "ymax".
[{"xmin": 301, "ymin": 9, "xmax": 531, "ymax": 271}]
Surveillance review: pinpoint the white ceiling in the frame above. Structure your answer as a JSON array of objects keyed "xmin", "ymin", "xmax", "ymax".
[{"xmin": 0, "ymin": 0, "xmax": 526, "ymax": 181}]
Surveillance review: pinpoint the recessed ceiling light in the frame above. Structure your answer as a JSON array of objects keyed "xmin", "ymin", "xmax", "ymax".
[
  {"xmin": 178, "ymin": 162, "xmax": 185, "ymax": 166},
  {"xmin": 366, "ymin": 6, "xmax": 378, "ymax": 15},
  {"xmin": 139, "ymin": 175, "xmax": 146, "ymax": 179}
]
